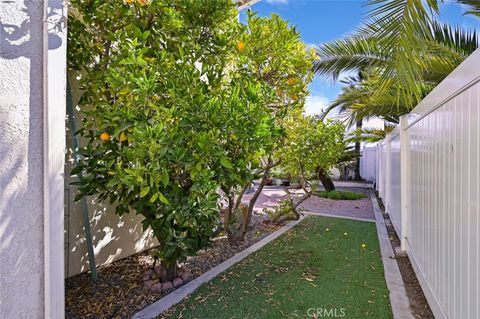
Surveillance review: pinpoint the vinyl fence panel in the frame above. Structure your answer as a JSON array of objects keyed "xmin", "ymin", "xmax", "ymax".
[
  {"xmin": 377, "ymin": 49, "xmax": 480, "ymax": 319},
  {"xmin": 359, "ymin": 146, "xmax": 377, "ymax": 182},
  {"xmin": 386, "ymin": 130, "xmax": 402, "ymax": 236}
]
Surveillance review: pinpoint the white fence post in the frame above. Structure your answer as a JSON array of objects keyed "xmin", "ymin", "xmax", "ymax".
[
  {"xmin": 385, "ymin": 135, "xmax": 392, "ymax": 212},
  {"xmin": 399, "ymin": 115, "xmax": 409, "ymax": 252},
  {"xmin": 378, "ymin": 142, "xmax": 386, "ymax": 198},
  {"xmin": 44, "ymin": 1, "xmax": 67, "ymax": 317},
  {"xmin": 375, "ymin": 144, "xmax": 379, "ymax": 191}
]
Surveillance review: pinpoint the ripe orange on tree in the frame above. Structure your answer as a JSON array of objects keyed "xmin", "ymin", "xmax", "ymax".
[
  {"xmin": 99, "ymin": 132, "xmax": 110, "ymax": 141},
  {"xmin": 236, "ymin": 41, "xmax": 245, "ymax": 52}
]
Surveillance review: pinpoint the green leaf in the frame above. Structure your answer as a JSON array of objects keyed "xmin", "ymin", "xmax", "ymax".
[
  {"xmin": 140, "ymin": 186, "xmax": 150, "ymax": 198},
  {"xmin": 220, "ymin": 158, "xmax": 233, "ymax": 169},
  {"xmin": 159, "ymin": 147, "xmax": 168, "ymax": 157},
  {"xmin": 161, "ymin": 170, "xmax": 169, "ymax": 187},
  {"xmin": 150, "ymin": 193, "xmax": 159, "ymax": 203},
  {"xmin": 70, "ymin": 166, "xmax": 83, "ymax": 176},
  {"xmin": 115, "ymin": 205, "xmax": 128, "ymax": 216},
  {"xmin": 158, "ymin": 193, "xmax": 170, "ymax": 205},
  {"xmin": 142, "ymin": 30, "xmax": 151, "ymax": 40}
]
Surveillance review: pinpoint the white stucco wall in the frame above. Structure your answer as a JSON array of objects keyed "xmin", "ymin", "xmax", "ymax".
[
  {"xmin": 0, "ymin": 1, "xmax": 45, "ymax": 317},
  {"xmin": 1, "ymin": 1, "xmax": 67, "ymax": 317}
]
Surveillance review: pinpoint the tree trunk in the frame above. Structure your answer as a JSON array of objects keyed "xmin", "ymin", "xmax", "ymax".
[
  {"xmin": 233, "ymin": 184, "xmax": 247, "ymax": 212},
  {"xmin": 354, "ymin": 119, "xmax": 363, "ymax": 181},
  {"xmin": 240, "ymin": 157, "xmax": 281, "ymax": 237},
  {"xmin": 318, "ymin": 167, "xmax": 335, "ymax": 192},
  {"xmin": 224, "ymin": 194, "xmax": 233, "ymax": 235},
  {"xmin": 283, "ymin": 164, "xmax": 312, "ymax": 219},
  {"xmin": 241, "ymin": 169, "xmax": 270, "ymax": 236},
  {"xmin": 159, "ymin": 263, "xmax": 178, "ymax": 283}
]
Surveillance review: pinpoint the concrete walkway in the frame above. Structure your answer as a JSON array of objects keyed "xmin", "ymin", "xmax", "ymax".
[
  {"xmin": 242, "ymin": 183, "xmax": 375, "ymax": 221},
  {"xmin": 369, "ymin": 190, "xmax": 414, "ymax": 319}
]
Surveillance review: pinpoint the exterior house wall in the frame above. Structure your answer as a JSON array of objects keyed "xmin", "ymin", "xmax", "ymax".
[
  {"xmin": 359, "ymin": 145, "xmax": 377, "ymax": 182},
  {"xmin": 64, "ymin": 195, "xmax": 159, "ymax": 277},
  {"xmin": 0, "ymin": 1, "xmax": 46, "ymax": 317},
  {"xmin": 1, "ymin": 1, "xmax": 67, "ymax": 317}
]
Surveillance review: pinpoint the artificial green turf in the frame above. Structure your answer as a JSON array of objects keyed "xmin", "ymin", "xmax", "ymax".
[
  {"xmin": 161, "ymin": 217, "xmax": 392, "ymax": 319},
  {"xmin": 318, "ymin": 190, "xmax": 367, "ymax": 200}
]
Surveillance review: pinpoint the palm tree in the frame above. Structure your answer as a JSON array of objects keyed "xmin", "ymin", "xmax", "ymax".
[
  {"xmin": 320, "ymin": 70, "xmax": 402, "ymax": 179},
  {"xmin": 315, "ymin": 0, "xmax": 478, "ymax": 185},
  {"xmin": 321, "ymin": 72, "xmax": 366, "ymax": 180},
  {"xmin": 314, "ymin": 0, "xmax": 478, "ymax": 116}
]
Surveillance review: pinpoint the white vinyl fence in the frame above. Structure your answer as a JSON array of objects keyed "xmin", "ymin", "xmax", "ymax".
[
  {"xmin": 359, "ymin": 146, "xmax": 377, "ymax": 182},
  {"xmin": 377, "ymin": 49, "xmax": 480, "ymax": 319}
]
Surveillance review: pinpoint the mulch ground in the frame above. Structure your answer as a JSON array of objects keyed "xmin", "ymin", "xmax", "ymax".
[{"xmin": 65, "ymin": 214, "xmax": 279, "ymax": 319}]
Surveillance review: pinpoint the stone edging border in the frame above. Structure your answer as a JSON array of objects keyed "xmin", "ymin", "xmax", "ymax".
[
  {"xmin": 369, "ymin": 190, "xmax": 414, "ymax": 319},
  {"xmin": 133, "ymin": 217, "xmax": 304, "ymax": 319},
  {"xmin": 302, "ymin": 211, "xmax": 375, "ymax": 223}
]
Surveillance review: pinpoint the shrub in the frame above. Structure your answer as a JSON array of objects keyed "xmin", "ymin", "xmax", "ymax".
[
  {"xmin": 264, "ymin": 200, "xmax": 298, "ymax": 225},
  {"xmin": 317, "ymin": 190, "xmax": 367, "ymax": 200}
]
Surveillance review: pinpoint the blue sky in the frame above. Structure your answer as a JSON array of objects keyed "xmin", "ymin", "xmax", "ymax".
[{"xmin": 240, "ymin": 0, "xmax": 480, "ymax": 116}]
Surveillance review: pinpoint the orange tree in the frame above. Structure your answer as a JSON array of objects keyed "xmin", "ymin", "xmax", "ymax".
[
  {"xmin": 229, "ymin": 13, "xmax": 314, "ymax": 237},
  {"xmin": 68, "ymin": 0, "xmax": 267, "ymax": 280},
  {"xmin": 68, "ymin": 0, "xmax": 314, "ymax": 279},
  {"xmin": 277, "ymin": 114, "xmax": 346, "ymax": 219}
]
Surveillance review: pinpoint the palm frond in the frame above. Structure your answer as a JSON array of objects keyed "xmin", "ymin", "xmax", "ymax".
[
  {"xmin": 361, "ymin": 0, "xmax": 439, "ymax": 105},
  {"xmin": 314, "ymin": 0, "xmax": 478, "ymax": 130},
  {"xmin": 338, "ymin": 146, "xmax": 360, "ymax": 163},
  {"xmin": 430, "ymin": 20, "xmax": 478, "ymax": 55},
  {"xmin": 313, "ymin": 36, "xmax": 388, "ymax": 80},
  {"xmin": 346, "ymin": 126, "xmax": 395, "ymax": 143},
  {"xmin": 456, "ymin": 0, "xmax": 480, "ymax": 17},
  {"xmin": 419, "ymin": 21, "xmax": 478, "ymax": 83}
]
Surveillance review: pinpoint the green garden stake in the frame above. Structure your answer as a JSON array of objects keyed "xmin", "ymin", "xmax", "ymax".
[{"xmin": 66, "ymin": 77, "xmax": 98, "ymax": 281}]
